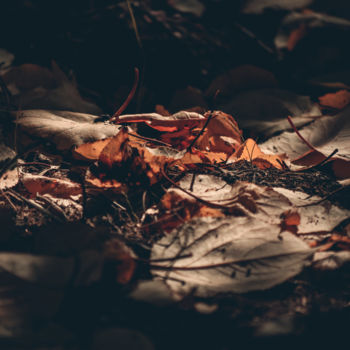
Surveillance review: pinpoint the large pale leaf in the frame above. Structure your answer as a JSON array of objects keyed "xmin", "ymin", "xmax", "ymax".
[
  {"xmin": 15, "ymin": 109, "xmax": 120, "ymax": 151},
  {"xmin": 274, "ymin": 187, "xmax": 350, "ymax": 233},
  {"xmin": 151, "ymin": 216, "xmax": 313, "ymax": 298},
  {"xmin": 260, "ymin": 106, "xmax": 350, "ymax": 177}
]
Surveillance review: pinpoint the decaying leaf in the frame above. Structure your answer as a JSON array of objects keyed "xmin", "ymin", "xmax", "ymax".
[
  {"xmin": 273, "ymin": 187, "xmax": 350, "ymax": 233},
  {"xmin": 21, "ymin": 173, "xmax": 82, "ymax": 199},
  {"xmin": 0, "ymin": 168, "xmax": 19, "ymax": 190},
  {"xmin": 142, "ymin": 188, "xmax": 224, "ymax": 235},
  {"xmin": 313, "ymin": 251, "xmax": 350, "ymax": 270},
  {"xmin": 229, "ymin": 138, "xmax": 285, "ymax": 169},
  {"xmin": 260, "ymin": 106, "xmax": 350, "ymax": 178},
  {"xmin": 85, "ymin": 128, "xmax": 170, "ymax": 187},
  {"xmin": 319, "ymin": 90, "xmax": 350, "ymax": 110},
  {"xmin": 15, "ymin": 109, "xmax": 120, "ymax": 151},
  {"xmin": 151, "ymin": 216, "xmax": 313, "ymax": 298}
]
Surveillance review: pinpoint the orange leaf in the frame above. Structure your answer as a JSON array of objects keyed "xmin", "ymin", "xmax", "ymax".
[
  {"xmin": 73, "ymin": 138, "xmax": 111, "ymax": 161},
  {"xmin": 195, "ymin": 111, "xmax": 242, "ymax": 154},
  {"xmin": 22, "ymin": 174, "xmax": 82, "ymax": 198},
  {"xmin": 231, "ymin": 138, "xmax": 284, "ymax": 169},
  {"xmin": 319, "ymin": 90, "xmax": 350, "ymax": 110},
  {"xmin": 281, "ymin": 210, "xmax": 300, "ymax": 234}
]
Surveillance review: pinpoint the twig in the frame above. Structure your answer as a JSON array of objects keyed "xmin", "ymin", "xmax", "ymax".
[
  {"xmin": 189, "ymin": 173, "xmax": 196, "ymax": 192},
  {"xmin": 128, "ymin": 132, "xmax": 172, "ymax": 147},
  {"xmin": 234, "ymin": 22, "xmax": 275, "ymax": 55},
  {"xmin": 305, "ymin": 148, "xmax": 338, "ymax": 171},
  {"xmin": 287, "ymin": 116, "xmax": 316, "ymax": 151},
  {"xmin": 36, "ymin": 194, "xmax": 69, "ymax": 221},
  {"xmin": 109, "ymin": 67, "xmax": 139, "ymax": 122},
  {"xmin": 6, "ymin": 189, "xmax": 64, "ymax": 222},
  {"xmin": 136, "ymin": 253, "xmax": 193, "ymax": 264},
  {"xmin": 186, "ymin": 111, "xmax": 214, "ymax": 152}
]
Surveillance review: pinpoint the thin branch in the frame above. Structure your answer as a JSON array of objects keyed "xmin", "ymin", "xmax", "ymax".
[
  {"xmin": 287, "ymin": 116, "xmax": 316, "ymax": 151},
  {"xmin": 110, "ymin": 67, "xmax": 139, "ymax": 122},
  {"xmin": 186, "ymin": 111, "xmax": 213, "ymax": 152}
]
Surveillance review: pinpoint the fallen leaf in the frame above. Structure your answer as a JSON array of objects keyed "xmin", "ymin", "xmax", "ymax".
[
  {"xmin": 195, "ymin": 111, "xmax": 242, "ymax": 154},
  {"xmin": 15, "ymin": 109, "xmax": 120, "ymax": 151},
  {"xmin": 151, "ymin": 216, "xmax": 313, "ymax": 298},
  {"xmin": 90, "ymin": 128, "xmax": 170, "ymax": 187},
  {"xmin": 229, "ymin": 138, "xmax": 284, "ymax": 169},
  {"xmin": 319, "ymin": 90, "xmax": 350, "ymax": 110},
  {"xmin": 313, "ymin": 251, "xmax": 350, "ymax": 270},
  {"xmin": 0, "ymin": 168, "xmax": 19, "ymax": 190},
  {"xmin": 143, "ymin": 188, "xmax": 224, "ymax": 235},
  {"xmin": 21, "ymin": 173, "xmax": 82, "ymax": 199},
  {"xmin": 273, "ymin": 187, "xmax": 350, "ymax": 233},
  {"xmin": 260, "ymin": 107, "xmax": 350, "ymax": 179},
  {"xmin": 116, "ymin": 111, "xmax": 206, "ymax": 132}
]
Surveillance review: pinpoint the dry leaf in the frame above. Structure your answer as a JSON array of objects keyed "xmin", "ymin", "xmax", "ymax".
[
  {"xmin": 15, "ymin": 109, "xmax": 120, "ymax": 151},
  {"xmin": 319, "ymin": 90, "xmax": 350, "ymax": 110},
  {"xmin": 0, "ymin": 168, "xmax": 19, "ymax": 190},
  {"xmin": 89, "ymin": 128, "xmax": 170, "ymax": 187},
  {"xmin": 151, "ymin": 216, "xmax": 313, "ymax": 298},
  {"xmin": 195, "ymin": 111, "xmax": 242, "ymax": 154},
  {"xmin": 260, "ymin": 107, "xmax": 350, "ymax": 179},
  {"xmin": 273, "ymin": 187, "xmax": 350, "ymax": 233},
  {"xmin": 229, "ymin": 138, "xmax": 284, "ymax": 169},
  {"xmin": 21, "ymin": 173, "xmax": 82, "ymax": 199}
]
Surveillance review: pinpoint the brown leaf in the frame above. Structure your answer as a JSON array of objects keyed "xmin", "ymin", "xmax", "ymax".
[
  {"xmin": 195, "ymin": 111, "xmax": 242, "ymax": 154},
  {"xmin": 89, "ymin": 128, "xmax": 170, "ymax": 187},
  {"xmin": 21, "ymin": 174, "xmax": 82, "ymax": 199},
  {"xmin": 319, "ymin": 90, "xmax": 350, "ymax": 110},
  {"xmin": 230, "ymin": 138, "xmax": 284, "ymax": 169}
]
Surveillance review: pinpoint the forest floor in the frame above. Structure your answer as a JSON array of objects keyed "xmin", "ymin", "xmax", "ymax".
[{"xmin": 0, "ymin": 1, "xmax": 350, "ymax": 349}]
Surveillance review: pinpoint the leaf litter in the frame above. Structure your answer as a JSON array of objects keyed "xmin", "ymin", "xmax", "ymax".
[{"xmin": 1, "ymin": 2, "xmax": 350, "ymax": 347}]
